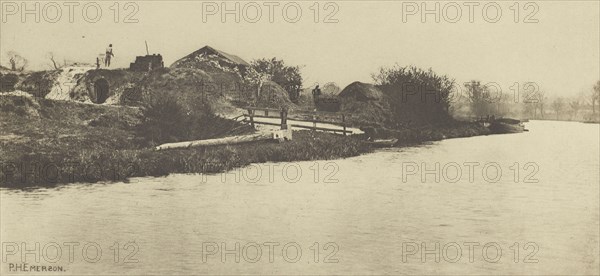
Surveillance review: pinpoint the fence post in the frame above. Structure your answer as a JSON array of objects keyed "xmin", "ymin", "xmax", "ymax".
[
  {"xmin": 312, "ymin": 110, "xmax": 317, "ymax": 132},
  {"xmin": 247, "ymin": 108, "xmax": 255, "ymax": 128},
  {"xmin": 342, "ymin": 114, "xmax": 347, "ymax": 136},
  {"xmin": 280, "ymin": 106, "xmax": 288, "ymax": 130}
]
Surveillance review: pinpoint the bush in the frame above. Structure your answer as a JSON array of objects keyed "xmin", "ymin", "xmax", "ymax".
[
  {"xmin": 372, "ymin": 65, "xmax": 454, "ymax": 125},
  {"xmin": 137, "ymin": 92, "xmax": 189, "ymax": 145},
  {"xmin": 0, "ymin": 73, "xmax": 19, "ymax": 92},
  {"xmin": 17, "ymin": 70, "xmax": 60, "ymax": 97},
  {"xmin": 0, "ymin": 94, "xmax": 41, "ymax": 118},
  {"xmin": 136, "ymin": 90, "xmax": 253, "ymax": 146}
]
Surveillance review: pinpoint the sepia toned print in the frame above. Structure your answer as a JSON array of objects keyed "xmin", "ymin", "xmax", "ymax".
[{"xmin": 1, "ymin": 1, "xmax": 599, "ymax": 275}]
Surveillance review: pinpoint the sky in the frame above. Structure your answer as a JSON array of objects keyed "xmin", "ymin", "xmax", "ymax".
[{"xmin": 1, "ymin": 1, "xmax": 599, "ymax": 98}]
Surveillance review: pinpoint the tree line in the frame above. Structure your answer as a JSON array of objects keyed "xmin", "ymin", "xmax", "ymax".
[{"xmin": 455, "ymin": 80, "xmax": 600, "ymax": 122}]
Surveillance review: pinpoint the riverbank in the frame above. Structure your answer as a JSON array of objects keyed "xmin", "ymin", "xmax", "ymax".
[
  {"xmin": 525, "ymin": 117, "xmax": 600, "ymax": 124},
  {"xmin": 1, "ymin": 94, "xmax": 494, "ymax": 188},
  {"xmin": 0, "ymin": 94, "xmax": 369, "ymax": 188}
]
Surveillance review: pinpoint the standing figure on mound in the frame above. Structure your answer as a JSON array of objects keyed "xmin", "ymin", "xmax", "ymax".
[
  {"xmin": 312, "ymin": 84, "xmax": 322, "ymax": 103},
  {"xmin": 105, "ymin": 44, "xmax": 114, "ymax": 67}
]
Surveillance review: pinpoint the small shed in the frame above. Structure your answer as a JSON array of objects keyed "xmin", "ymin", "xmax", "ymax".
[{"xmin": 130, "ymin": 54, "xmax": 164, "ymax": 72}]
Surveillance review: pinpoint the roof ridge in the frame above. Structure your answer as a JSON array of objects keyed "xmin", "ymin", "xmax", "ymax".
[{"xmin": 172, "ymin": 45, "xmax": 250, "ymax": 67}]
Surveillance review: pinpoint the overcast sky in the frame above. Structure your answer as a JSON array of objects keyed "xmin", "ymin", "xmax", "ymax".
[{"xmin": 1, "ymin": 1, "xmax": 598, "ymax": 97}]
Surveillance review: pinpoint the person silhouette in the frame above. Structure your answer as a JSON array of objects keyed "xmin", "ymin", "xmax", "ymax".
[{"xmin": 105, "ymin": 44, "xmax": 114, "ymax": 67}]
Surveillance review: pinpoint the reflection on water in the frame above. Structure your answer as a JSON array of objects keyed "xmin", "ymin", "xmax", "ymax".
[{"xmin": 1, "ymin": 121, "xmax": 599, "ymax": 275}]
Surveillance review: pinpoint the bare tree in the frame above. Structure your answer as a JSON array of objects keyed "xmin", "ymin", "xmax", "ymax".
[
  {"xmin": 522, "ymin": 89, "xmax": 546, "ymax": 119},
  {"xmin": 521, "ymin": 98, "xmax": 536, "ymax": 119},
  {"xmin": 551, "ymin": 97, "xmax": 565, "ymax": 120},
  {"xmin": 465, "ymin": 80, "xmax": 494, "ymax": 118},
  {"xmin": 536, "ymin": 91, "xmax": 547, "ymax": 119},
  {"xmin": 46, "ymin": 52, "xmax": 61, "ymax": 70},
  {"xmin": 495, "ymin": 92, "xmax": 512, "ymax": 117},
  {"xmin": 6, "ymin": 51, "xmax": 28, "ymax": 72},
  {"xmin": 568, "ymin": 100, "xmax": 581, "ymax": 121}
]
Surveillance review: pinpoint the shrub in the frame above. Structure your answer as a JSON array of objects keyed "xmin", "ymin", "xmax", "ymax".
[
  {"xmin": 136, "ymin": 89, "xmax": 253, "ymax": 146},
  {"xmin": 0, "ymin": 73, "xmax": 19, "ymax": 92},
  {"xmin": 372, "ymin": 65, "xmax": 455, "ymax": 125},
  {"xmin": 137, "ymin": 92, "xmax": 189, "ymax": 145}
]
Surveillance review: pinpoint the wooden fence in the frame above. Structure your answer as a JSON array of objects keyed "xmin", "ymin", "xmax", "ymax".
[{"xmin": 243, "ymin": 107, "xmax": 353, "ymax": 135}]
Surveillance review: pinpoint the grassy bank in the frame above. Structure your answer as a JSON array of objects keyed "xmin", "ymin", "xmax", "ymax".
[
  {"xmin": 0, "ymin": 95, "xmax": 370, "ymax": 188},
  {"xmin": 1, "ymin": 131, "xmax": 369, "ymax": 188},
  {"xmin": 1, "ymin": 94, "xmax": 491, "ymax": 188}
]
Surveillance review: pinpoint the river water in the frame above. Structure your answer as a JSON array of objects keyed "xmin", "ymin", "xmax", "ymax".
[{"xmin": 1, "ymin": 121, "xmax": 598, "ymax": 275}]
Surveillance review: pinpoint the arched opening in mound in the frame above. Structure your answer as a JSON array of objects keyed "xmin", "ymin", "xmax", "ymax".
[{"xmin": 93, "ymin": 79, "xmax": 109, "ymax": 103}]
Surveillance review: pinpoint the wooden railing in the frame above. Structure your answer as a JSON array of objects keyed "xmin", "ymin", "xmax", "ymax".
[{"xmin": 243, "ymin": 107, "xmax": 353, "ymax": 135}]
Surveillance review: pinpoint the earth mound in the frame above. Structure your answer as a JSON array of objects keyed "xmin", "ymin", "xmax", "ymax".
[{"xmin": 7, "ymin": 46, "xmax": 295, "ymax": 112}]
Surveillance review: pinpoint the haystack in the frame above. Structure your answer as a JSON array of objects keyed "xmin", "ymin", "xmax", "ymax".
[
  {"xmin": 138, "ymin": 67, "xmax": 238, "ymax": 114},
  {"xmin": 338, "ymin": 82, "xmax": 391, "ymax": 126},
  {"xmin": 339, "ymin": 81, "xmax": 384, "ymax": 101},
  {"xmin": 254, "ymin": 80, "xmax": 294, "ymax": 109},
  {"xmin": 171, "ymin": 45, "xmax": 249, "ymax": 74}
]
